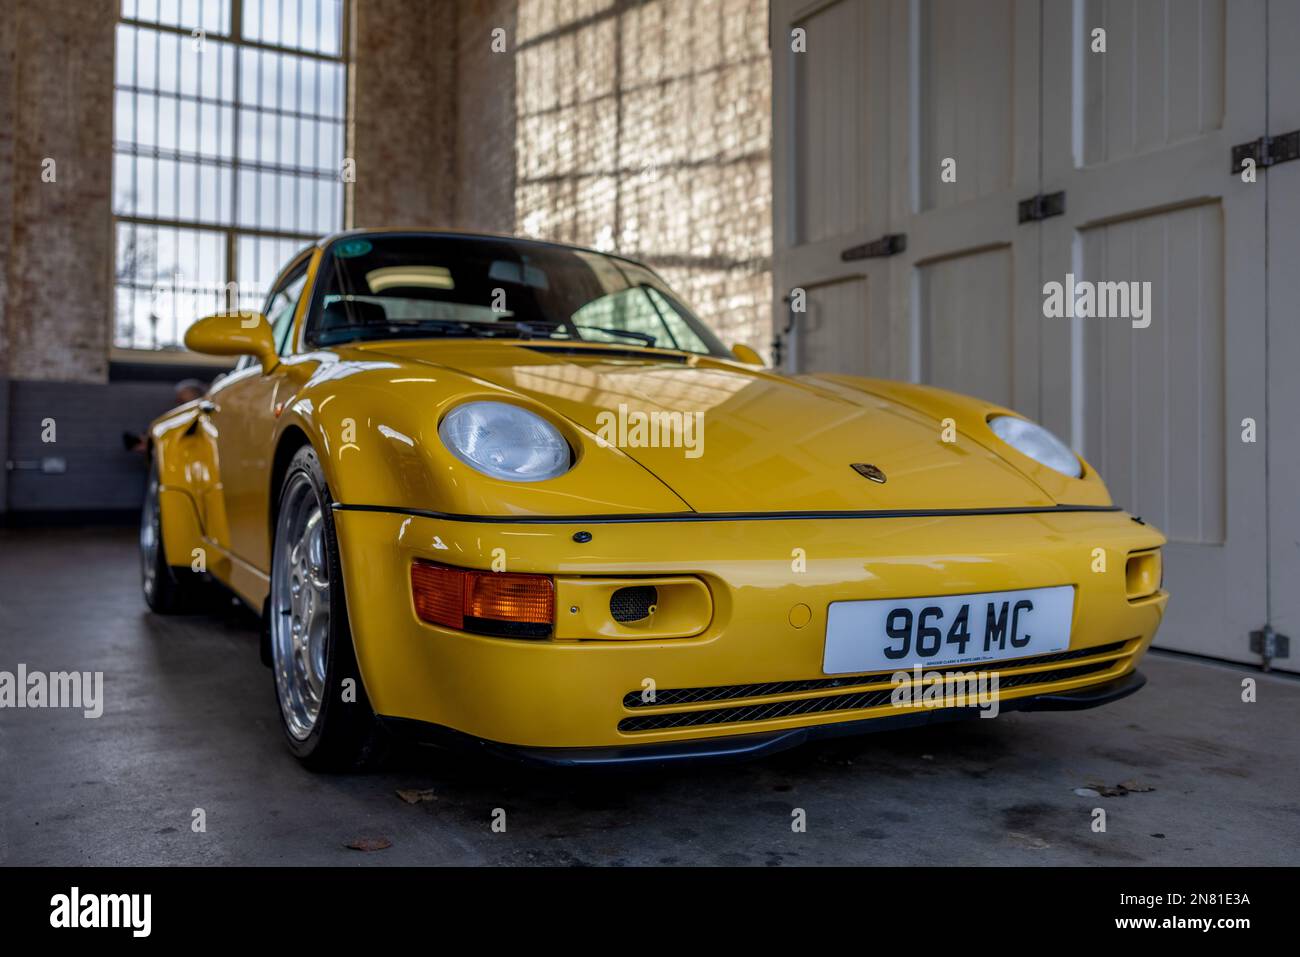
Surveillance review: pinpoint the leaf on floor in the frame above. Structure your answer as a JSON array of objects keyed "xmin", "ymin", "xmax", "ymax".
[
  {"xmin": 1082, "ymin": 780, "xmax": 1156, "ymax": 797},
  {"xmin": 345, "ymin": 837, "xmax": 392, "ymax": 851},
  {"xmin": 396, "ymin": 788, "xmax": 438, "ymax": 804}
]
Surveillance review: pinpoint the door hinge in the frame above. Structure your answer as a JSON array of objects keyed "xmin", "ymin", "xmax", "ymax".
[
  {"xmin": 841, "ymin": 233, "xmax": 907, "ymax": 261},
  {"xmin": 1231, "ymin": 130, "xmax": 1300, "ymax": 174},
  {"xmin": 1017, "ymin": 191, "xmax": 1066, "ymax": 223},
  {"xmin": 1249, "ymin": 624, "xmax": 1291, "ymax": 672}
]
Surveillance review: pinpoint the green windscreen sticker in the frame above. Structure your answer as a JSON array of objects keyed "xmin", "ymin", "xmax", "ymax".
[{"xmin": 335, "ymin": 239, "xmax": 373, "ymax": 258}]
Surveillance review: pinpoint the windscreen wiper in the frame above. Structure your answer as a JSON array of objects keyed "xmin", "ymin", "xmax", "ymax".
[
  {"xmin": 317, "ymin": 319, "xmax": 480, "ymax": 345},
  {"xmin": 572, "ymin": 325, "xmax": 657, "ymax": 347}
]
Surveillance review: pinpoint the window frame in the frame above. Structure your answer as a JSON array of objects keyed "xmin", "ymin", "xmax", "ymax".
[
  {"xmin": 264, "ymin": 254, "xmax": 313, "ymax": 355},
  {"xmin": 111, "ymin": 0, "xmax": 352, "ymax": 360}
]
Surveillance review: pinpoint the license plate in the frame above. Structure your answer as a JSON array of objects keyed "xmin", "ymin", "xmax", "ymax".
[{"xmin": 822, "ymin": 585, "xmax": 1075, "ymax": 675}]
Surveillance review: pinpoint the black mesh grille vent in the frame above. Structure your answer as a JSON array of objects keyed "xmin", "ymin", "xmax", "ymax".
[
  {"xmin": 618, "ymin": 660, "xmax": 1117, "ymax": 733},
  {"xmin": 610, "ymin": 585, "xmax": 658, "ymax": 623},
  {"xmin": 622, "ymin": 640, "xmax": 1131, "ymax": 709}
]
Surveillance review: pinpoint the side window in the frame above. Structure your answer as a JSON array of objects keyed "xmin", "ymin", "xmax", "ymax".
[{"xmin": 263, "ymin": 268, "xmax": 310, "ymax": 355}]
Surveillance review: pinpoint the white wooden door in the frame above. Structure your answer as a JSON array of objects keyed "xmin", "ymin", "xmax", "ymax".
[
  {"xmin": 1266, "ymin": 0, "xmax": 1300, "ymax": 672},
  {"xmin": 771, "ymin": 0, "xmax": 896, "ymax": 377},
  {"xmin": 774, "ymin": 0, "xmax": 1042, "ymax": 395},
  {"xmin": 1039, "ymin": 0, "xmax": 1271, "ymax": 665},
  {"xmin": 770, "ymin": 0, "xmax": 1281, "ymax": 668},
  {"xmin": 886, "ymin": 0, "xmax": 1043, "ymax": 410}
]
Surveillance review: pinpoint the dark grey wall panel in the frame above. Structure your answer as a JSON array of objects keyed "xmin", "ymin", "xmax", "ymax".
[{"xmin": 4, "ymin": 379, "xmax": 184, "ymax": 511}]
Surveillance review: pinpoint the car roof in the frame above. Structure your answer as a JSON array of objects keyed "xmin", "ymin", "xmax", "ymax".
[{"xmin": 310, "ymin": 227, "xmax": 652, "ymax": 269}]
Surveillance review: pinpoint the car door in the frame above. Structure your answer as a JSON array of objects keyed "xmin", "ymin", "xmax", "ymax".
[{"xmin": 203, "ymin": 255, "xmax": 312, "ymax": 575}]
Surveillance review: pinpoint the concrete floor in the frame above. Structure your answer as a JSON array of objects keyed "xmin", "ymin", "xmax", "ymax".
[{"xmin": 2, "ymin": 525, "xmax": 1297, "ymax": 867}]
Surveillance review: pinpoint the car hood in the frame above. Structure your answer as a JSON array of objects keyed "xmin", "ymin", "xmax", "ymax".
[{"xmin": 357, "ymin": 341, "xmax": 1054, "ymax": 513}]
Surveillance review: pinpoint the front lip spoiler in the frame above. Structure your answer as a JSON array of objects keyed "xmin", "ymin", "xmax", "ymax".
[
  {"xmin": 379, "ymin": 669, "xmax": 1147, "ymax": 770},
  {"xmin": 335, "ymin": 502, "xmax": 1124, "ymax": 526}
]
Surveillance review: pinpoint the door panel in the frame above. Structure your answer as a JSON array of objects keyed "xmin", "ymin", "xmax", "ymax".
[
  {"xmin": 1080, "ymin": 0, "xmax": 1225, "ymax": 166},
  {"xmin": 1078, "ymin": 202, "xmax": 1226, "ymax": 545},
  {"xmin": 1267, "ymin": 0, "xmax": 1300, "ymax": 670},
  {"xmin": 792, "ymin": 0, "xmax": 878, "ymax": 243},
  {"xmin": 918, "ymin": 244, "xmax": 1014, "ymax": 406},
  {"xmin": 773, "ymin": 0, "xmax": 893, "ymax": 375},
  {"xmin": 1041, "ymin": 0, "xmax": 1267, "ymax": 664},
  {"xmin": 797, "ymin": 277, "xmax": 885, "ymax": 376},
  {"xmin": 918, "ymin": 0, "xmax": 1015, "ymax": 211}
]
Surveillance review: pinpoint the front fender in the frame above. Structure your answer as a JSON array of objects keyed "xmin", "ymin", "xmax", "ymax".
[{"xmin": 275, "ymin": 351, "xmax": 690, "ymax": 518}]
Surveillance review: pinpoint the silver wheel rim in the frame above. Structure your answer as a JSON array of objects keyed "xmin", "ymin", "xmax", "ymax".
[
  {"xmin": 271, "ymin": 472, "xmax": 331, "ymax": 740},
  {"xmin": 140, "ymin": 472, "xmax": 160, "ymax": 599}
]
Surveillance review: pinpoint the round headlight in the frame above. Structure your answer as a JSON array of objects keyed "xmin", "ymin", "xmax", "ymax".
[
  {"xmin": 439, "ymin": 401, "xmax": 571, "ymax": 482},
  {"xmin": 988, "ymin": 415, "xmax": 1082, "ymax": 478}
]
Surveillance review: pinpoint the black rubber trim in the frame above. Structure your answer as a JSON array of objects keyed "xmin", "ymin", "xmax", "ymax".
[
  {"xmin": 522, "ymin": 344, "xmax": 692, "ymax": 363},
  {"xmin": 377, "ymin": 669, "xmax": 1146, "ymax": 769},
  {"xmin": 334, "ymin": 502, "xmax": 1124, "ymax": 526},
  {"xmin": 622, "ymin": 639, "xmax": 1131, "ymax": 708}
]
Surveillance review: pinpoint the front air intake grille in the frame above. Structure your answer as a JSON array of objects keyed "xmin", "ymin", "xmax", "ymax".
[
  {"xmin": 623, "ymin": 640, "xmax": 1130, "ymax": 709},
  {"xmin": 617, "ymin": 659, "xmax": 1118, "ymax": 733},
  {"xmin": 610, "ymin": 585, "xmax": 658, "ymax": 623}
]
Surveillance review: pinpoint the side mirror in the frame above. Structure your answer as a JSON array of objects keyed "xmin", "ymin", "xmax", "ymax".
[
  {"xmin": 185, "ymin": 312, "xmax": 277, "ymax": 373},
  {"xmin": 730, "ymin": 342, "xmax": 765, "ymax": 366}
]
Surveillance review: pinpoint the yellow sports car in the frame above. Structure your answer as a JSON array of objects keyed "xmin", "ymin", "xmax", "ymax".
[{"xmin": 143, "ymin": 229, "xmax": 1168, "ymax": 769}]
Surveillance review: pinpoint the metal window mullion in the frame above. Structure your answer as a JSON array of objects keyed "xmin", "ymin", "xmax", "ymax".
[
  {"xmin": 174, "ymin": 23, "xmax": 181, "ymax": 233},
  {"xmin": 229, "ymin": 0, "xmax": 243, "ymax": 315},
  {"xmin": 116, "ymin": 82, "xmax": 341, "ymax": 124},
  {"xmin": 118, "ymin": 17, "xmax": 344, "ymax": 63},
  {"xmin": 255, "ymin": 39, "xmax": 262, "ymax": 235},
  {"xmin": 195, "ymin": 0, "xmax": 205, "ymax": 223},
  {"xmin": 226, "ymin": 228, "xmax": 238, "ymax": 314},
  {"xmin": 115, "ymin": 142, "xmax": 342, "ymax": 181},
  {"xmin": 341, "ymin": 0, "xmax": 352, "ymax": 227},
  {"xmin": 116, "ymin": 214, "xmax": 314, "ymax": 245},
  {"xmin": 293, "ymin": 0, "xmax": 302, "ymax": 232},
  {"xmin": 276, "ymin": 17, "xmax": 283, "ymax": 236},
  {"xmin": 314, "ymin": 12, "xmax": 322, "ymax": 228},
  {"xmin": 215, "ymin": 35, "xmax": 224, "ymax": 227}
]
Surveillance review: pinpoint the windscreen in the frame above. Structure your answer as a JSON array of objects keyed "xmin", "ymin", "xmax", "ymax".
[{"xmin": 306, "ymin": 234, "xmax": 728, "ymax": 356}]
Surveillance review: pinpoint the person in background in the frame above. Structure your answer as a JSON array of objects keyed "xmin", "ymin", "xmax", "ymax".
[
  {"xmin": 173, "ymin": 379, "xmax": 206, "ymax": 404},
  {"xmin": 123, "ymin": 378, "xmax": 209, "ymax": 452}
]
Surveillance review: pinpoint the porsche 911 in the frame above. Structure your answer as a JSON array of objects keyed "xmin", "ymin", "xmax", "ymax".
[{"xmin": 141, "ymin": 229, "xmax": 1168, "ymax": 769}]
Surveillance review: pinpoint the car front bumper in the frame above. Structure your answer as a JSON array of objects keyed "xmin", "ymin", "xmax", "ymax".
[
  {"xmin": 333, "ymin": 506, "xmax": 1168, "ymax": 754},
  {"xmin": 378, "ymin": 669, "xmax": 1148, "ymax": 767}
]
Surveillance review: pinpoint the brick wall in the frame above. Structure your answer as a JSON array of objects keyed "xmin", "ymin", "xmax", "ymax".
[
  {"xmin": 496, "ymin": 0, "xmax": 772, "ymax": 349},
  {"xmin": 0, "ymin": 2, "xmax": 14, "ymax": 380},
  {"xmin": 455, "ymin": 0, "xmax": 519, "ymax": 234},
  {"xmin": 350, "ymin": 0, "xmax": 460, "ymax": 229},
  {"xmin": 352, "ymin": 0, "xmax": 775, "ymax": 351},
  {"xmin": 2, "ymin": 2, "xmax": 115, "ymax": 383}
]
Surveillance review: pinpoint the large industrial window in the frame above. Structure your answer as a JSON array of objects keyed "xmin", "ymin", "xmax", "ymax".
[{"xmin": 112, "ymin": 0, "xmax": 348, "ymax": 351}]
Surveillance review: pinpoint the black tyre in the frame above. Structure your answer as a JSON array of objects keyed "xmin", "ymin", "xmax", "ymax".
[
  {"xmin": 140, "ymin": 461, "xmax": 205, "ymax": 614},
  {"xmin": 269, "ymin": 445, "xmax": 387, "ymax": 771}
]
